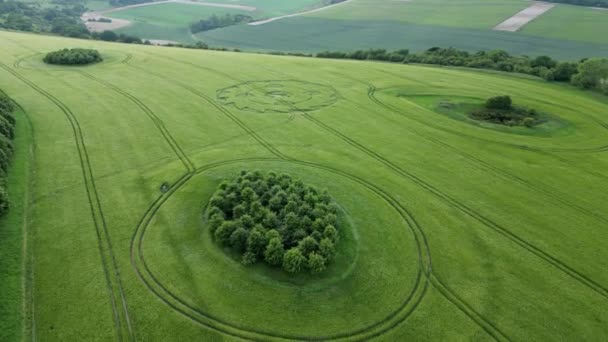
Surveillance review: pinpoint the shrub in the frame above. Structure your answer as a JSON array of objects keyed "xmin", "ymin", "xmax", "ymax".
[
  {"xmin": 205, "ymin": 170, "xmax": 340, "ymax": 274},
  {"xmin": 0, "ymin": 90, "xmax": 15, "ymax": 218},
  {"xmin": 43, "ymin": 48, "xmax": 103, "ymax": 66},
  {"xmin": 485, "ymin": 96, "xmax": 512, "ymax": 110},
  {"xmin": 283, "ymin": 247, "xmax": 306, "ymax": 273}
]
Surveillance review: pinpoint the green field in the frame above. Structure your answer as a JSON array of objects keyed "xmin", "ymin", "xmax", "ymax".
[
  {"xmin": 110, "ymin": 3, "xmax": 253, "ymax": 43},
  {"xmin": 108, "ymin": 0, "xmax": 327, "ymax": 43},
  {"xmin": 1, "ymin": 30, "xmax": 608, "ymax": 341},
  {"xmin": 522, "ymin": 5, "xmax": 608, "ymax": 45},
  {"xmin": 306, "ymin": 0, "xmax": 529, "ymax": 29},
  {"xmin": 192, "ymin": 0, "xmax": 608, "ymax": 59}
]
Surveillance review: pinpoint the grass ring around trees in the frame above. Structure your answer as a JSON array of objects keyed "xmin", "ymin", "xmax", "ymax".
[
  {"xmin": 371, "ymin": 87, "xmax": 608, "ymax": 152},
  {"xmin": 14, "ymin": 50, "xmax": 132, "ymax": 70},
  {"xmin": 133, "ymin": 159, "xmax": 429, "ymax": 340},
  {"xmin": 217, "ymin": 80, "xmax": 340, "ymax": 113}
]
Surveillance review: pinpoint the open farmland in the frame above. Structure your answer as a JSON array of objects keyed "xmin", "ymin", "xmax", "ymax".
[
  {"xmin": 1, "ymin": 30, "xmax": 608, "ymax": 341},
  {"xmin": 101, "ymin": 0, "xmax": 328, "ymax": 44},
  {"xmin": 521, "ymin": 4, "xmax": 608, "ymax": 45},
  {"xmin": 195, "ymin": 0, "xmax": 608, "ymax": 59}
]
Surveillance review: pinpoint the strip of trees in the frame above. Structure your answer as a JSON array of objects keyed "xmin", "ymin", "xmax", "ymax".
[
  {"xmin": 190, "ymin": 14, "xmax": 252, "ymax": 34},
  {"xmin": 545, "ymin": 0, "xmax": 608, "ymax": 8},
  {"xmin": 316, "ymin": 47, "xmax": 608, "ymax": 96},
  {"xmin": 43, "ymin": 48, "xmax": 103, "ymax": 65},
  {"xmin": 0, "ymin": 91, "xmax": 16, "ymax": 217},
  {"xmin": 206, "ymin": 171, "xmax": 340, "ymax": 274}
]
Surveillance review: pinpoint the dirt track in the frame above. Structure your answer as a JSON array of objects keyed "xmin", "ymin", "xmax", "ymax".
[{"xmin": 248, "ymin": 0, "xmax": 354, "ymax": 26}]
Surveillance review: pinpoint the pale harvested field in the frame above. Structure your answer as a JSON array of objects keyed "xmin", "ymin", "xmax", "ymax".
[{"xmin": 494, "ymin": 2, "xmax": 555, "ymax": 32}]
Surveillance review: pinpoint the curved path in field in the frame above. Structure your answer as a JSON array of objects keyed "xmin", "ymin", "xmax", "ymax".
[
  {"xmin": 248, "ymin": 0, "xmax": 353, "ymax": 26},
  {"xmin": 82, "ymin": 0, "xmax": 256, "ymax": 32}
]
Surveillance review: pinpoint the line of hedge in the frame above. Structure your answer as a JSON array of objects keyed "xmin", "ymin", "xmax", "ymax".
[{"xmin": 0, "ymin": 91, "xmax": 16, "ymax": 217}]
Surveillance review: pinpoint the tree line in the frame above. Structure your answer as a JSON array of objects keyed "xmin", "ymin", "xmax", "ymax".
[
  {"xmin": 0, "ymin": 91, "xmax": 16, "ymax": 217},
  {"xmin": 316, "ymin": 47, "xmax": 608, "ymax": 96},
  {"xmin": 207, "ymin": 171, "xmax": 340, "ymax": 274},
  {"xmin": 544, "ymin": 0, "xmax": 608, "ymax": 8},
  {"xmin": 190, "ymin": 14, "xmax": 252, "ymax": 34}
]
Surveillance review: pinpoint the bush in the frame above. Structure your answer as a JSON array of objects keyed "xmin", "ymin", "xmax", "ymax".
[
  {"xmin": 43, "ymin": 48, "xmax": 103, "ymax": 65},
  {"xmin": 471, "ymin": 96, "xmax": 540, "ymax": 127},
  {"xmin": 205, "ymin": 170, "xmax": 340, "ymax": 274},
  {"xmin": 485, "ymin": 96, "xmax": 512, "ymax": 110}
]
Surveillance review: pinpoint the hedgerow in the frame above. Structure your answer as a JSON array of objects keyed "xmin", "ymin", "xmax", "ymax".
[
  {"xmin": 205, "ymin": 170, "xmax": 340, "ymax": 274},
  {"xmin": 0, "ymin": 91, "xmax": 16, "ymax": 216}
]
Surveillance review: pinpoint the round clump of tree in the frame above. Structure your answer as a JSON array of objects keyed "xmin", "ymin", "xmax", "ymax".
[
  {"xmin": 470, "ymin": 95, "xmax": 540, "ymax": 127},
  {"xmin": 43, "ymin": 48, "xmax": 103, "ymax": 66},
  {"xmin": 205, "ymin": 170, "xmax": 340, "ymax": 274}
]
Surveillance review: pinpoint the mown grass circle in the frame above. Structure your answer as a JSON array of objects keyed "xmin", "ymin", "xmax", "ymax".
[
  {"xmin": 217, "ymin": 80, "xmax": 340, "ymax": 113},
  {"xmin": 14, "ymin": 50, "xmax": 131, "ymax": 70},
  {"xmin": 140, "ymin": 161, "xmax": 421, "ymax": 339}
]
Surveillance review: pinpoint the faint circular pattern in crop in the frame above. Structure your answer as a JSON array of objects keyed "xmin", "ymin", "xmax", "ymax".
[{"xmin": 217, "ymin": 80, "xmax": 340, "ymax": 113}]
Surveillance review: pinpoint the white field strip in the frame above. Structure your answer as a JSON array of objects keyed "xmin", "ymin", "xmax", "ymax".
[
  {"xmin": 248, "ymin": 0, "xmax": 354, "ymax": 26},
  {"xmin": 493, "ymin": 2, "xmax": 555, "ymax": 32}
]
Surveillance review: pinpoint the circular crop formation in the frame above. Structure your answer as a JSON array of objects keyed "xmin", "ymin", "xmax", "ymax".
[
  {"xmin": 205, "ymin": 170, "xmax": 340, "ymax": 274},
  {"xmin": 217, "ymin": 80, "xmax": 339, "ymax": 113},
  {"xmin": 43, "ymin": 48, "xmax": 103, "ymax": 66}
]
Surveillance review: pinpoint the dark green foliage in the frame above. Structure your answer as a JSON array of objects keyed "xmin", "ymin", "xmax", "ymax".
[
  {"xmin": 471, "ymin": 96, "xmax": 541, "ymax": 127},
  {"xmin": 544, "ymin": 0, "xmax": 608, "ymax": 8},
  {"xmin": 572, "ymin": 58, "xmax": 608, "ymax": 95},
  {"xmin": 206, "ymin": 170, "xmax": 339, "ymax": 274},
  {"xmin": 282, "ymin": 247, "xmax": 306, "ymax": 274},
  {"xmin": 190, "ymin": 14, "xmax": 253, "ymax": 34},
  {"xmin": 315, "ymin": 47, "xmax": 605, "ymax": 94},
  {"xmin": 0, "ymin": 90, "xmax": 16, "ymax": 217},
  {"xmin": 485, "ymin": 96, "xmax": 512, "ymax": 110},
  {"xmin": 43, "ymin": 48, "xmax": 103, "ymax": 66},
  {"xmin": 0, "ymin": 0, "xmax": 89, "ymax": 38},
  {"xmin": 552, "ymin": 62, "xmax": 579, "ymax": 82}
]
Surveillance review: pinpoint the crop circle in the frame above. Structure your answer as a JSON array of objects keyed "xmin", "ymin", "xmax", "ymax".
[
  {"xmin": 217, "ymin": 80, "xmax": 340, "ymax": 113},
  {"xmin": 139, "ymin": 160, "xmax": 423, "ymax": 339}
]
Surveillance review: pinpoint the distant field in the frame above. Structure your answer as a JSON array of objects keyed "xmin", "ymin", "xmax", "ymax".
[
  {"xmin": 110, "ymin": 3, "xmax": 251, "ymax": 42},
  {"xmin": 1, "ymin": 30, "xmax": 608, "ymax": 341},
  {"xmin": 522, "ymin": 5, "xmax": 608, "ymax": 45},
  {"xmin": 197, "ymin": 17, "xmax": 608, "ymax": 60},
  {"xmin": 307, "ymin": 0, "xmax": 530, "ymax": 29}
]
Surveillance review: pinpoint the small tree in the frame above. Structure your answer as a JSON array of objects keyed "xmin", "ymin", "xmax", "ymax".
[
  {"xmin": 283, "ymin": 247, "xmax": 306, "ymax": 273},
  {"xmin": 264, "ymin": 237, "xmax": 284, "ymax": 266},
  {"xmin": 319, "ymin": 238, "xmax": 335, "ymax": 261},
  {"xmin": 298, "ymin": 236, "xmax": 318, "ymax": 256},
  {"xmin": 229, "ymin": 227, "xmax": 249, "ymax": 252},
  {"xmin": 485, "ymin": 96, "xmax": 512, "ymax": 110},
  {"xmin": 308, "ymin": 252, "xmax": 327, "ymax": 274},
  {"xmin": 215, "ymin": 221, "xmax": 237, "ymax": 245}
]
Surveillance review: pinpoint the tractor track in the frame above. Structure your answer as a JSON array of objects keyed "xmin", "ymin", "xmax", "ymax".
[
  {"xmin": 77, "ymin": 71, "xmax": 195, "ymax": 173},
  {"xmin": 0, "ymin": 62, "xmax": 134, "ymax": 341},
  {"xmin": 301, "ymin": 111, "xmax": 608, "ymax": 301}
]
